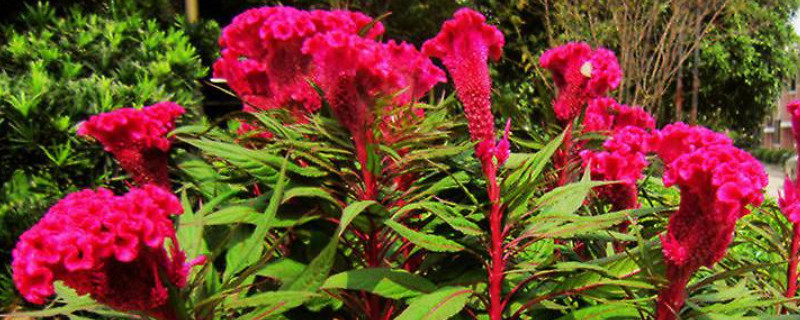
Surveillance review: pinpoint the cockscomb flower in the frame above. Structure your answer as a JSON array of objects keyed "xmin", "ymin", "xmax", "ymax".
[
  {"xmin": 302, "ymin": 31, "xmax": 400, "ymax": 135},
  {"xmin": 581, "ymin": 126, "xmax": 651, "ymax": 210},
  {"xmin": 540, "ymin": 42, "xmax": 622, "ymax": 122},
  {"xmin": 655, "ymin": 143, "xmax": 766, "ymax": 319},
  {"xmin": 422, "ymin": 8, "xmax": 504, "ymax": 162},
  {"xmin": 386, "ymin": 40, "xmax": 447, "ymax": 106},
  {"xmin": 780, "ymin": 178, "xmax": 800, "ymax": 223},
  {"xmin": 12, "ymin": 186, "xmax": 200, "ymax": 320},
  {"xmin": 78, "ymin": 102, "xmax": 185, "ymax": 188},
  {"xmin": 651, "ymin": 122, "xmax": 733, "ymax": 165},
  {"xmin": 310, "ymin": 9, "xmax": 386, "ymax": 39},
  {"xmin": 583, "ymin": 97, "xmax": 655, "ymax": 133},
  {"xmin": 214, "ymin": 7, "xmax": 385, "ymax": 114}
]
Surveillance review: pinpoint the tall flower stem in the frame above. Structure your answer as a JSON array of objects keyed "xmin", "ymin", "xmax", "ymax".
[
  {"xmin": 353, "ymin": 130, "xmax": 378, "ymax": 201},
  {"xmin": 655, "ymin": 265, "xmax": 692, "ymax": 320},
  {"xmin": 785, "ymin": 223, "xmax": 800, "ymax": 313},
  {"xmin": 483, "ymin": 160, "xmax": 505, "ymax": 320}
]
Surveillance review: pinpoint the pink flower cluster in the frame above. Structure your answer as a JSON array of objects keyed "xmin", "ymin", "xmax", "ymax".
[
  {"xmin": 78, "ymin": 102, "xmax": 185, "ymax": 187},
  {"xmin": 214, "ymin": 7, "xmax": 383, "ymax": 114},
  {"xmin": 660, "ymin": 143, "xmax": 766, "ymax": 269},
  {"xmin": 578, "ymin": 97, "xmax": 655, "ymax": 210},
  {"xmin": 214, "ymin": 6, "xmax": 445, "ymax": 127},
  {"xmin": 422, "ymin": 8, "xmax": 506, "ymax": 166},
  {"xmin": 583, "ymin": 97, "xmax": 655, "ymax": 133},
  {"xmin": 781, "ymin": 100, "xmax": 800, "ymax": 223},
  {"xmin": 12, "ymin": 186, "xmax": 195, "ymax": 320},
  {"xmin": 581, "ymin": 126, "xmax": 653, "ymax": 210},
  {"xmin": 540, "ymin": 42, "xmax": 623, "ymax": 122}
]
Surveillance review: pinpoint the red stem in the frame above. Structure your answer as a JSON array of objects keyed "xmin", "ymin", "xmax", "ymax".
[
  {"xmin": 353, "ymin": 130, "xmax": 377, "ymax": 201},
  {"xmin": 655, "ymin": 264, "xmax": 692, "ymax": 320},
  {"xmin": 784, "ymin": 223, "xmax": 800, "ymax": 313},
  {"xmin": 483, "ymin": 158, "xmax": 505, "ymax": 320}
]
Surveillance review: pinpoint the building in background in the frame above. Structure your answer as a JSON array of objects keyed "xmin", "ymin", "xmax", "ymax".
[{"xmin": 762, "ymin": 76, "xmax": 799, "ymax": 149}]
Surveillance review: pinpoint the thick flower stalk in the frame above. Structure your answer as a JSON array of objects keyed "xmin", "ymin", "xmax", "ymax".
[
  {"xmin": 78, "ymin": 102, "xmax": 185, "ymax": 188},
  {"xmin": 540, "ymin": 42, "xmax": 623, "ymax": 123},
  {"xmin": 302, "ymin": 31, "xmax": 401, "ymax": 200},
  {"xmin": 12, "ymin": 186, "xmax": 201, "ymax": 320},
  {"xmin": 541, "ymin": 44, "xmax": 622, "ymax": 188},
  {"xmin": 654, "ymin": 126, "xmax": 767, "ymax": 320},
  {"xmin": 213, "ymin": 6, "xmax": 385, "ymax": 115},
  {"xmin": 423, "ymin": 8, "xmax": 508, "ymax": 320},
  {"xmin": 780, "ymin": 100, "xmax": 800, "ymax": 305}
]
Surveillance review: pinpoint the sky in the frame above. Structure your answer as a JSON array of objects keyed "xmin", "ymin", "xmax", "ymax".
[{"xmin": 794, "ymin": 13, "xmax": 800, "ymax": 35}]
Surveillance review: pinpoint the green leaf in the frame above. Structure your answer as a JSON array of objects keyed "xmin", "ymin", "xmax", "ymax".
[
  {"xmin": 504, "ymin": 130, "xmax": 566, "ymax": 218},
  {"xmin": 225, "ymin": 156, "xmax": 287, "ymax": 281},
  {"xmin": 322, "ymin": 268, "xmax": 437, "ymax": 299},
  {"xmin": 394, "ymin": 286, "xmax": 472, "ymax": 320},
  {"xmin": 394, "ymin": 202, "xmax": 481, "ymax": 236},
  {"xmin": 535, "ymin": 169, "xmax": 609, "ymax": 216},
  {"xmin": 554, "ymin": 304, "xmax": 641, "ymax": 320},
  {"xmin": 177, "ymin": 191, "xmax": 209, "ymax": 262},
  {"xmin": 183, "ymin": 138, "xmax": 326, "ymax": 183},
  {"xmin": 282, "ymin": 186, "xmax": 340, "ymax": 208},
  {"xmin": 227, "ymin": 291, "xmax": 319, "ymax": 309},
  {"xmin": 339, "ymin": 200, "xmax": 380, "ymax": 237},
  {"xmin": 279, "ymin": 201, "xmax": 366, "ymax": 291},
  {"xmin": 385, "ymin": 220, "xmax": 465, "ymax": 252},
  {"xmin": 257, "ymin": 258, "xmax": 307, "ymax": 284}
]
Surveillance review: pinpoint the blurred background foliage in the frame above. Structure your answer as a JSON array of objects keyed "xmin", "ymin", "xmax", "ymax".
[{"xmin": 1, "ymin": 0, "xmax": 800, "ymax": 315}]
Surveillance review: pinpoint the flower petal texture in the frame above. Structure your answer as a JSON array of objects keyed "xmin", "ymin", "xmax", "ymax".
[
  {"xmin": 422, "ymin": 8, "xmax": 504, "ymax": 144},
  {"xmin": 78, "ymin": 102, "xmax": 185, "ymax": 187},
  {"xmin": 213, "ymin": 7, "xmax": 386, "ymax": 115},
  {"xmin": 540, "ymin": 42, "xmax": 622, "ymax": 122},
  {"xmin": 12, "ymin": 186, "xmax": 190, "ymax": 320}
]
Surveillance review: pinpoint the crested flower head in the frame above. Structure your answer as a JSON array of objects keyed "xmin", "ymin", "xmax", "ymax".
[
  {"xmin": 659, "ymin": 143, "xmax": 766, "ymax": 270},
  {"xmin": 583, "ymin": 97, "xmax": 655, "ymax": 133},
  {"xmin": 540, "ymin": 42, "xmax": 622, "ymax": 122},
  {"xmin": 385, "ymin": 40, "xmax": 447, "ymax": 106},
  {"xmin": 780, "ymin": 176, "xmax": 800, "ymax": 223},
  {"xmin": 12, "ymin": 186, "xmax": 197, "ymax": 320},
  {"xmin": 214, "ymin": 7, "xmax": 385, "ymax": 114},
  {"xmin": 302, "ymin": 31, "xmax": 401, "ymax": 134},
  {"xmin": 651, "ymin": 122, "xmax": 733, "ymax": 165},
  {"xmin": 779, "ymin": 100, "xmax": 800, "ymax": 223},
  {"xmin": 78, "ymin": 102, "xmax": 185, "ymax": 187},
  {"xmin": 787, "ymin": 100, "xmax": 800, "ymax": 143},
  {"xmin": 581, "ymin": 126, "xmax": 652, "ymax": 210},
  {"xmin": 422, "ymin": 8, "xmax": 504, "ymax": 146}
]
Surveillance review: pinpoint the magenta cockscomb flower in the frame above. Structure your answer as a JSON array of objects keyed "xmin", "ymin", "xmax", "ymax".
[
  {"xmin": 583, "ymin": 97, "xmax": 654, "ymax": 134},
  {"xmin": 213, "ymin": 7, "xmax": 385, "ymax": 114},
  {"xmin": 651, "ymin": 122, "xmax": 733, "ymax": 165},
  {"xmin": 581, "ymin": 126, "xmax": 652, "ymax": 211},
  {"xmin": 655, "ymin": 137, "xmax": 766, "ymax": 319},
  {"xmin": 422, "ymin": 8, "xmax": 505, "ymax": 162},
  {"xmin": 385, "ymin": 40, "xmax": 447, "ymax": 106},
  {"xmin": 423, "ymin": 9, "xmax": 507, "ymax": 320},
  {"xmin": 780, "ymin": 100, "xmax": 800, "ymax": 307},
  {"xmin": 302, "ymin": 31, "xmax": 400, "ymax": 134},
  {"xmin": 302, "ymin": 31, "xmax": 401, "ymax": 199},
  {"xmin": 540, "ymin": 42, "xmax": 622, "ymax": 122},
  {"xmin": 12, "ymin": 186, "xmax": 202, "ymax": 320},
  {"xmin": 78, "ymin": 102, "xmax": 185, "ymax": 188}
]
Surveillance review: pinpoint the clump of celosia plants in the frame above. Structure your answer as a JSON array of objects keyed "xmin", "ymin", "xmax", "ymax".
[{"xmin": 10, "ymin": 5, "xmax": 785, "ymax": 320}]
